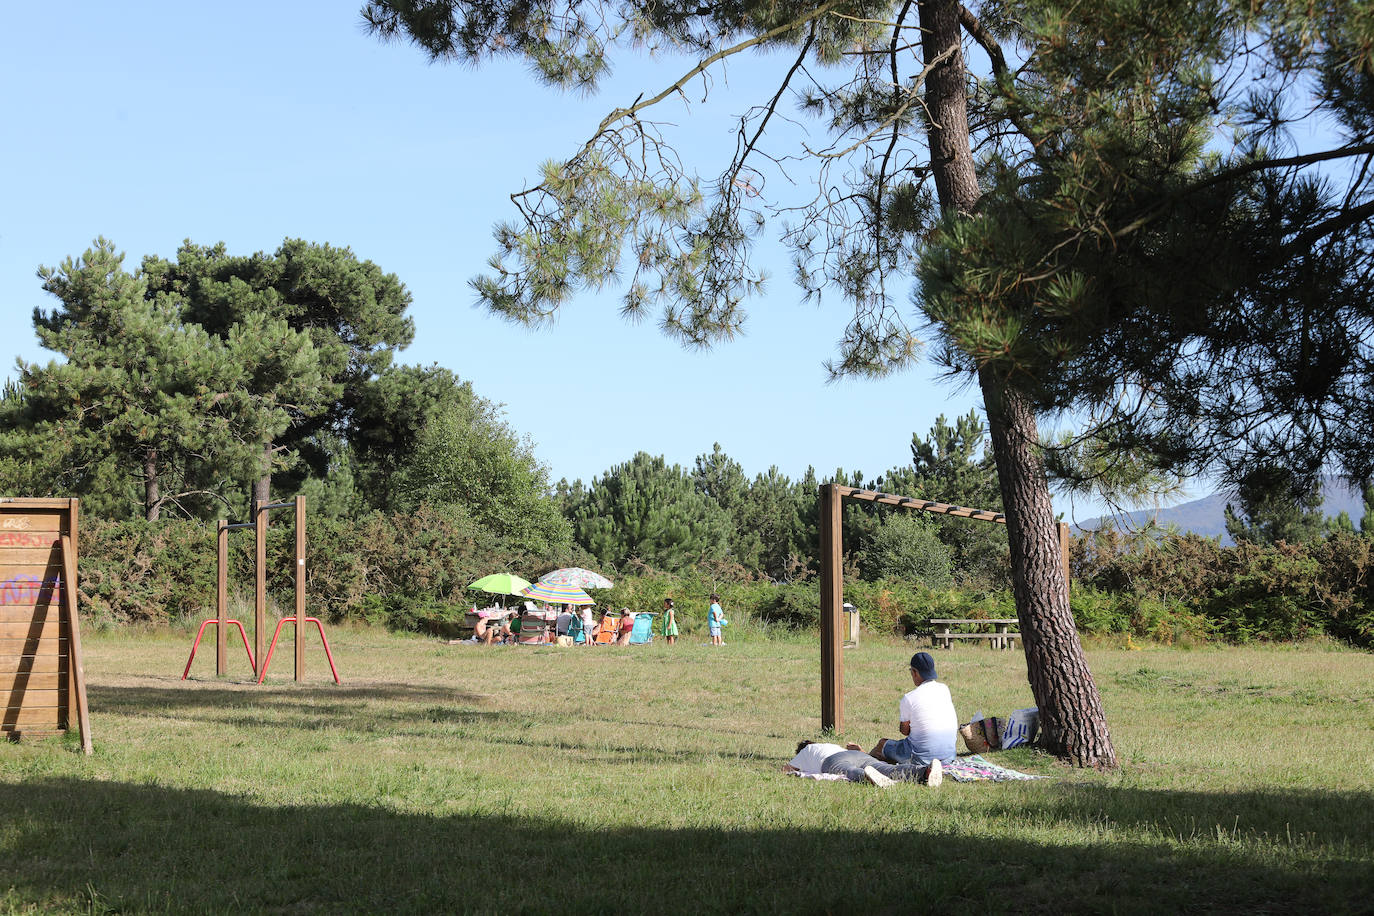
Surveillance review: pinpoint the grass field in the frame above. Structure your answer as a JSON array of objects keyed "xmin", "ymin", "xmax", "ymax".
[{"xmin": 3, "ymin": 628, "xmax": 1372, "ymax": 914}]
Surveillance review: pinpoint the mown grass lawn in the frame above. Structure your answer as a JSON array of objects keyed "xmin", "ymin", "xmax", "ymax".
[{"xmin": 3, "ymin": 628, "xmax": 1372, "ymax": 914}]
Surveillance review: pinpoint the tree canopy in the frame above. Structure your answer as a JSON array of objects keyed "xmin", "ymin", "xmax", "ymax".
[{"xmin": 363, "ymin": 0, "xmax": 1374, "ymax": 767}]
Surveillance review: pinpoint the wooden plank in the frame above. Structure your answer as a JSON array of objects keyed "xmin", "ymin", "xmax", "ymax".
[
  {"xmin": 60, "ymin": 531, "xmax": 92, "ymax": 754},
  {"xmin": 2, "ymin": 687, "xmax": 63, "ymax": 709},
  {"xmin": 818, "ymin": 483, "xmax": 844, "ymax": 732},
  {"xmin": 0, "ymin": 563, "xmax": 63, "ymax": 576},
  {"xmin": 0, "ymin": 639, "xmax": 67, "ymax": 657},
  {"xmin": 217, "ymin": 520, "xmax": 227, "ymax": 676},
  {"xmin": 1, "ymin": 706, "xmax": 66, "ymax": 728},
  {"xmin": 0, "ymin": 604, "xmax": 60, "ymax": 625},
  {"xmin": 0, "ymin": 619, "xmax": 66, "ymax": 639},
  {"xmin": 295, "ymin": 495, "xmax": 305, "ymax": 682},
  {"xmin": 0, "ymin": 654, "xmax": 66, "ymax": 675},
  {"xmin": 832, "ymin": 485, "xmax": 1007, "ymax": 523},
  {"xmin": 255, "ymin": 500, "xmax": 267, "ymax": 668},
  {"xmin": 929, "ymin": 618, "xmax": 1020, "ymax": 625},
  {"xmin": 1058, "ymin": 521, "xmax": 1072, "ymax": 591},
  {"xmin": 0, "ymin": 548, "xmax": 63, "ymax": 565},
  {"xmin": 0, "ymin": 498, "xmax": 77, "ymax": 511},
  {"xmin": 0, "ymin": 512, "xmax": 66, "ymax": 532},
  {"xmin": 0, "ymin": 531, "xmax": 61, "ymax": 549},
  {"xmin": 0, "ymin": 569, "xmax": 64, "ymax": 607},
  {"xmin": 1, "ymin": 670, "xmax": 67, "ymax": 691},
  {"xmin": 936, "ymin": 632, "xmax": 1020, "ymax": 639}
]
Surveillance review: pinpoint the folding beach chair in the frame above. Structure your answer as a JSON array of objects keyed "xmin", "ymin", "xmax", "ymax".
[
  {"xmin": 516, "ymin": 613, "xmax": 551, "ymax": 645},
  {"xmin": 629, "ymin": 612, "xmax": 655, "ymax": 644}
]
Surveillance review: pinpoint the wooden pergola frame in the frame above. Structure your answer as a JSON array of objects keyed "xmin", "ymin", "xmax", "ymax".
[{"xmin": 818, "ymin": 484, "xmax": 1070, "ymax": 732}]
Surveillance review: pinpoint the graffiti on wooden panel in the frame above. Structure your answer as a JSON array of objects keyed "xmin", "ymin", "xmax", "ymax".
[
  {"xmin": 0, "ymin": 532, "xmax": 56, "ymax": 548},
  {"xmin": 1, "ymin": 516, "xmax": 34, "ymax": 530},
  {"xmin": 0, "ymin": 575, "xmax": 61, "ymax": 604}
]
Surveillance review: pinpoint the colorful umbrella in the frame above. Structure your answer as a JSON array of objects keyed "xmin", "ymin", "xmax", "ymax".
[
  {"xmin": 468, "ymin": 573, "xmax": 532, "ymax": 596},
  {"xmin": 521, "ymin": 580, "xmax": 595, "ymax": 606},
  {"xmin": 537, "ymin": 567, "xmax": 614, "ymax": 589}
]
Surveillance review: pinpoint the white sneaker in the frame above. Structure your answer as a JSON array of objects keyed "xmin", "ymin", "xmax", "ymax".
[
  {"xmin": 863, "ymin": 765, "xmax": 895, "ymax": 788},
  {"xmin": 926, "ymin": 758, "xmax": 943, "ymax": 788}
]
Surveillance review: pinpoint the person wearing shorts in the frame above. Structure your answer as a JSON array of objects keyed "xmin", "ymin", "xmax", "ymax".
[
  {"xmin": 870, "ymin": 652, "xmax": 958, "ymax": 768},
  {"xmin": 708, "ymin": 593, "xmax": 724, "ymax": 646}
]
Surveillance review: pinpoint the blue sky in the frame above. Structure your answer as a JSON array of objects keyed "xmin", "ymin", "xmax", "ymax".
[{"xmin": 1, "ymin": 1, "xmax": 1129, "ymax": 521}]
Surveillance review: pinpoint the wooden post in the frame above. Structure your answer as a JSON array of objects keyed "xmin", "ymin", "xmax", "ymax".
[
  {"xmin": 59, "ymin": 530, "xmax": 92, "ymax": 755},
  {"xmin": 216, "ymin": 520, "xmax": 227, "ymax": 676},
  {"xmin": 254, "ymin": 500, "xmax": 267, "ymax": 674},
  {"xmin": 294, "ymin": 495, "xmax": 305, "ymax": 682},
  {"xmin": 818, "ymin": 484, "xmax": 844, "ymax": 733},
  {"xmin": 1058, "ymin": 522, "xmax": 1072, "ymax": 592}
]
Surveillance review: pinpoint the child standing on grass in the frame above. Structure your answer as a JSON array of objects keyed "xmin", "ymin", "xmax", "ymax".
[
  {"xmin": 581, "ymin": 605, "xmax": 595, "ymax": 647},
  {"xmin": 708, "ymin": 594, "xmax": 725, "ymax": 646},
  {"xmin": 662, "ymin": 598, "xmax": 679, "ymax": 645}
]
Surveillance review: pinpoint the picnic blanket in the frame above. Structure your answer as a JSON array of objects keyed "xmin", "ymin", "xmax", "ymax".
[
  {"xmin": 787, "ymin": 754, "xmax": 1048, "ymax": 783},
  {"xmin": 945, "ymin": 754, "xmax": 1048, "ymax": 782}
]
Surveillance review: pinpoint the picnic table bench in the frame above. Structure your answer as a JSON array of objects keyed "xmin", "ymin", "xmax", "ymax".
[{"xmin": 929, "ymin": 618, "xmax": 1020, "ymax": 650}]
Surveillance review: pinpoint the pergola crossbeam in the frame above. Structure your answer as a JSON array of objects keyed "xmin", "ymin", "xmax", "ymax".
[
  {"xmin": 832, "ymin": 485, "xmax": 1007, "ymax": 522},
  {"xmin": 818, "ymin": 483, "xmax": 1071, "ymax": 733}
]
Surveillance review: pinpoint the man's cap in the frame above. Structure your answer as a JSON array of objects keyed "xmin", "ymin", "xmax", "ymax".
[{"xmin": 910, "ymin": 652, "xmax": 937, "ymax": 680}]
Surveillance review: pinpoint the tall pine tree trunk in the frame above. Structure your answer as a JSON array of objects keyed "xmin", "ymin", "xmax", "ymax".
[
  {"xmin": 253, "ymin": 441, "xmax": 272, "ymax": 509},
  {"xmin": 981, "ymin": 374, "xmax": 1117, "ymax": 767},
  {"xmin": 922, "ymin": 0, "xmax": 1116, "ymax": 767},
  {"xmin": 144, "ymin": 447, "xmax": 161, "ymax": 522}
]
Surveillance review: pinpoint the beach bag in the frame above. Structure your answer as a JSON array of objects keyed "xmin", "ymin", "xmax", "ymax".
[
  {"xmin": 982, "ymin": 717, "xmax": 1003, "ymax": 750},
  {"xmin": 960, "ymin": 714, "xmax": 991, "ymax": 754},
  {"xmin": 1000, "ymin": 707, "xmax": 1039, "ymax": 748}
]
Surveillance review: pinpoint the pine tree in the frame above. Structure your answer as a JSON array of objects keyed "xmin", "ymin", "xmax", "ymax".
[
  {"xmin": 364, "ymin": 0, "xmax": 1374, "ymax": 766},
  {"xmin": 569, "ymin": 452, "xmax": 732, "ymax": 572},
  {"xmin": 1225, "ymin": 468, "xmax": 1333, "ymax": 545},
  {"xmin": 142, "ymin": 238, "xmax": 414, "ymax": 505},
  {"xmin": 9, "ymin": 239, "xmax": 320, "ymax": 520},
  {"xmin": 880, "ymin": 412, "xmax": 1009, "ymax": 587}
]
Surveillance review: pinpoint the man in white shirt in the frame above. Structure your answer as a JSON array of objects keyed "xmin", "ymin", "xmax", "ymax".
[
  {"xmin": 783, "ymin": 739, "xmax": 942, "ymax": 787},
  {"xmin": 870, "ymin": 652, "xmax": 958, "ymax": 768}
]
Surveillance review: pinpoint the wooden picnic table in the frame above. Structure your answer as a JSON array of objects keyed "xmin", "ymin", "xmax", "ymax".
[{"xmin": 928, "ymin": 618, "xmax": 1020, "ymax": 650}]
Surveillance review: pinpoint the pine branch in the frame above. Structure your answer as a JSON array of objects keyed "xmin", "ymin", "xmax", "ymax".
[{"xmin": 516, "ymin": 0, "xmax": 847, "ymax": 201}]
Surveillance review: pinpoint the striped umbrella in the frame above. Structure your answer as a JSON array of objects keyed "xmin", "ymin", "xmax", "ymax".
[
  {"xmin": 537, "ymin": 567, "xmax": 615, "ymax": 589},
  {"xmin": 521, "ymin": 580, "xmax": 595, "ymax": 606}
]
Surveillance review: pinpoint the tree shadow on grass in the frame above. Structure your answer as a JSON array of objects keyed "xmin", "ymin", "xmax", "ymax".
[
  {"xmin": 86, "ymin": 686, "xmax": 773, "ymax": 765},
  {"xmin": 1, "ymin": 779, "xmax": 1370, "ymax": 915}
]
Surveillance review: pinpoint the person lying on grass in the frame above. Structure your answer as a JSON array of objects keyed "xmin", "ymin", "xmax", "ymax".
[{"xmin": 783, "ymin": 740, "xmax": 942, "ymax": 788}]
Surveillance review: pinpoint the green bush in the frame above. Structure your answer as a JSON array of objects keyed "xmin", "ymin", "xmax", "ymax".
[
  {"xmin": 70, "ymin": 509, "xmax": 1374, "ymax": 648},
  {"xmin": 1073, "ymin": 527, "xmax": 1374, "ymax": 647}
]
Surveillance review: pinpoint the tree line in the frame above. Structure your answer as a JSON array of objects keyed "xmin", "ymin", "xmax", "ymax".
[
  {"xmin": 0, "ymin": 241, "xmax": 1011, "ymax": 587},
  {"xmin": 5, "ymin": 236, "xmax": 1368, "ymax": 590},
  {"xmin": 0, "ymin": 238, "xmax": 569, "ymax": 557}
]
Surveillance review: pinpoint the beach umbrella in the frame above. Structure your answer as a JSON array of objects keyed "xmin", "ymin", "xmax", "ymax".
[
  {"xmin": 468, "ymin": 573, "xmax": 532, "ymax": 596},
  {"xmin": 537, "ymin": 567, "xmax": 614, "ymax": 589},
  {"xmin": 521, "ymin": 580, "xmax": 595, "ymax": 606}
]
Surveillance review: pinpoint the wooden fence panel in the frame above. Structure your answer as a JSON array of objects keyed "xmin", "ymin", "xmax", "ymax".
[{"xmin": 0, "ymin": 499, "xmax": 83, "ymax": 743}]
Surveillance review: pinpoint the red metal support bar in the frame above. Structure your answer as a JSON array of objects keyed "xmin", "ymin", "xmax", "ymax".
[
  {"xmin": 182, "ymin": 619, "xmax": 256, "ymax": 679},
  {"xmin": 255, "ymin": 617, "xmax": 341, "ymax": 685}
]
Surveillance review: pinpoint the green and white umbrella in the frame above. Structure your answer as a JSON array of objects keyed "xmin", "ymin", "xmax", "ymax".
[{"xmin": 468, "ymin": 573, "xmax": 532, "ymax": 596}]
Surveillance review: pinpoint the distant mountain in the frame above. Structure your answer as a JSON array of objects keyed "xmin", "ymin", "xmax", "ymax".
[{"xmin": 1074, "ymin": 477, "xmax": 1365, "ymax": 544}]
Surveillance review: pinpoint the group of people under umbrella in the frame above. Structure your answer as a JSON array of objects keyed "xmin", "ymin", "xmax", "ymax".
[{"xmin": 463, "ymin": 567, "xmax": 676, "ymax": 646}]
